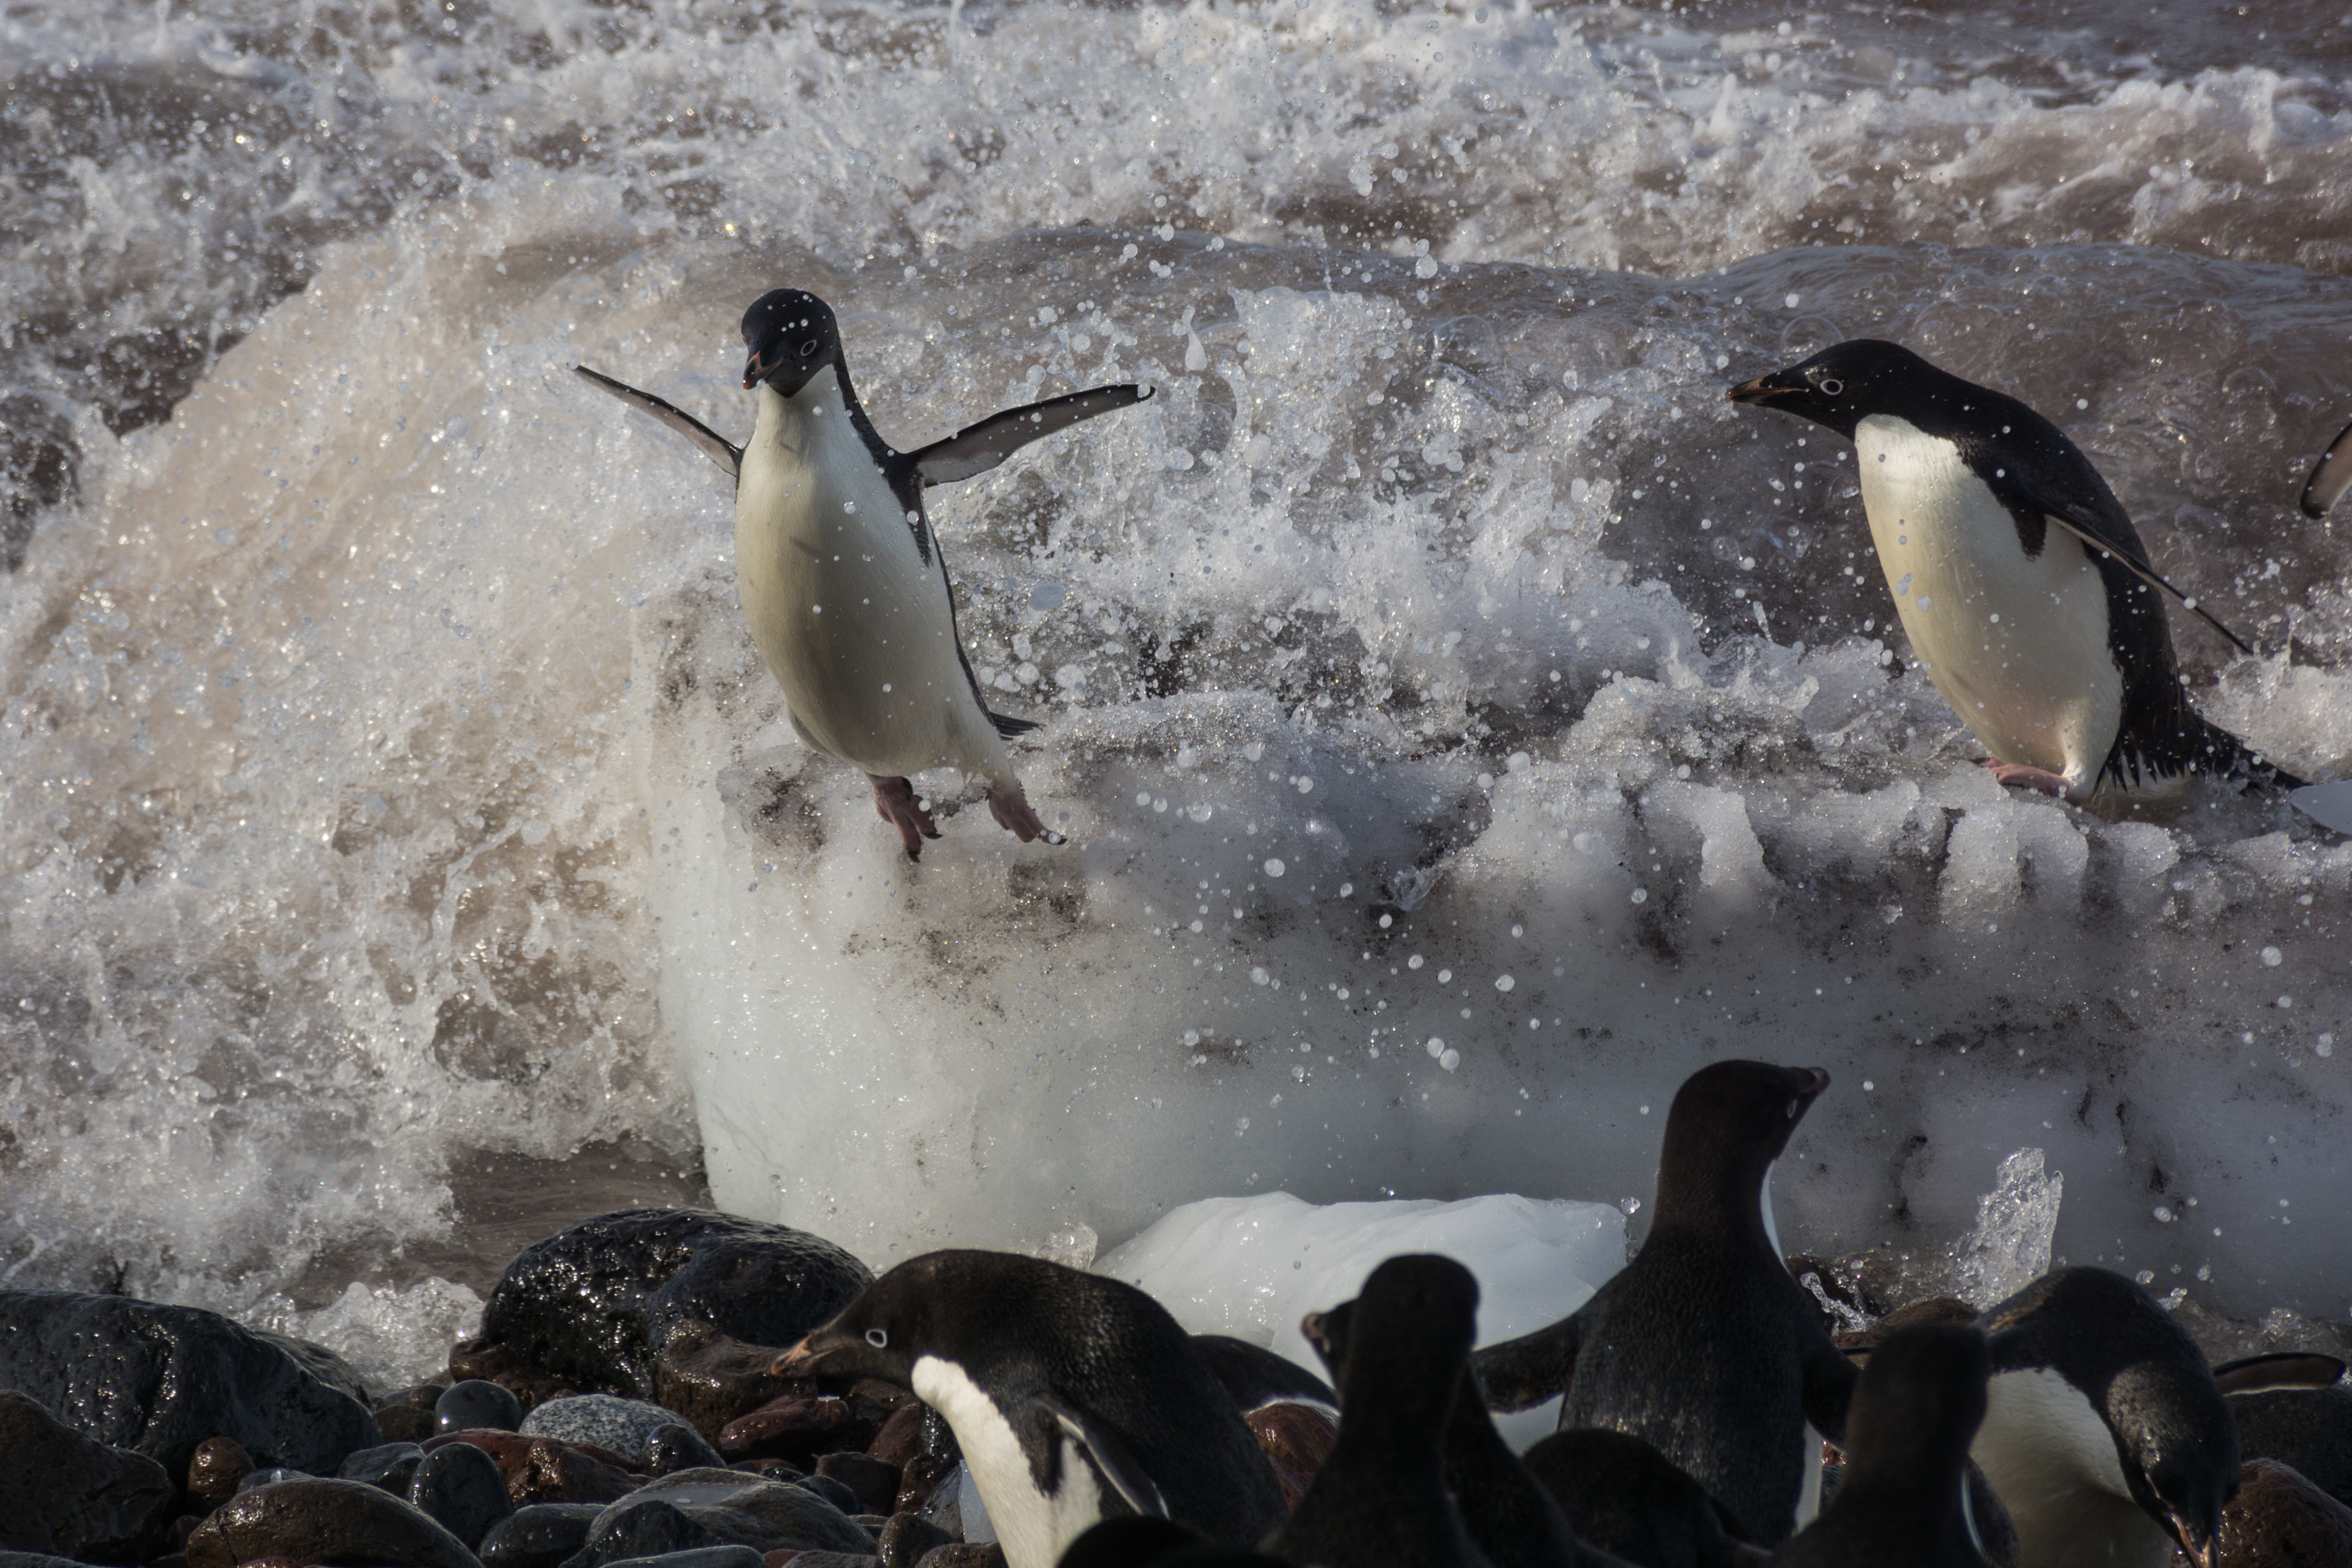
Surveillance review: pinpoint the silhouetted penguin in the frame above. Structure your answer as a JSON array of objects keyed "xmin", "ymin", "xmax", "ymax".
[
  {"xmin": 1520, "ymin": 1430, "xmax": 1766, "ymax": 1568},
  {"xmin": 2213, "ymin": 1352, "xmax": 2352, "ymax": 1509},
  {"xmin": 2303, "ymin": 414, "xmax": 2352, "ymax": 517},
  {"xmin": 770, "ymin": 1250, "xmax": 1283, "ymax": 1568},
  {"xmin": 1972, "ymin": 1266, "xmax": 2239, "ymax": 1568},
  {"xmin": 1190, "ymin": 1334, "xmax": 1338, "ymax": 1417},
  {"xmin": 1729, "ymin": 341, "xmax": 2300, "ymax": 801},
  {"xmin": 1302, "ymin": 1290, "xmax": 1630, "ymax": 1568},
  {"xmin": 1474, "ymin": 1061, "xmax": 1855, "ymax": 1546},
  {"xmin": 575, "ymin": 291, "xmax": 1150, "ymax": 858},
  {"xmin": 1057, "ymin": 1515, "xmax": 1288, "ymax": 1568},
  {"xmin": 1773, "ymin": 1322, "xmax": 1995, "ymax": 1567},
  {"xmin": 1265, "ymin": 1254, "xmax": 1492, "ymax": 1568}
]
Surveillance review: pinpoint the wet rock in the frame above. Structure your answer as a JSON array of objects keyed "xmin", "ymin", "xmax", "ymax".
[
  {"xmin": 576, "ymin": 1470, "xmax": 877, "ymax": 1559},
  {"xmin": 186, "ymin": 1438, "xmax": 256, "ymax": 1510},
  {"xmin": 183, "ymin": 1476, "xmax": 479, "ymax": 1568},
  {"xmin": 892, "ymin": 1456, "xmax": 956, "ymax": 1517},
  {"xmin": 462, "ymin": 1211, "xmax": 871, "ymax": 1402},
  {"xmin": 524, "ymin": 1395, "xmax": 693, "ymax": 1465},
  {"xmin": 719, "ymin": 1398, "xmax": 860, "ymax": 1466},
  {"xmin": 646, "ymin": 1424, "xmax": 728, "ymax": 1477},
  {"xmin": 234, "ymin": 1469, "xmax": 312, "ymax": 1492},
  {"xmin": 0, "ymin": 1289, "xmax": 379, "ymax": 1475},
  {"xmin": 864, "ymin": 1405, "xmax": 926, "ymax": 1470},
  {"xmin": 603, "ymin": 1550, "xmax": 763, "ymax": 1568},
  {"xmin": 422, "ymin": 1431, "xmax": 642, "ymax": 1506},
  {"xmin": 565, "ymin": 1498, "xmax": 723, "ymax": 1564},
  {"xmin": 911, "ymin": 1547, "xmax": 1004, "ymax": 1568},
  {"xmin": 783, "ymin": 1554, "xmax": 882, "ymax": 1568},
  {"xmin": 412, "ymin": 1439, "xmax": 515, "ymax": 1547},
  {"xmin": 378, "ymin": 1386, "xmax": 452, "ymax": 1445},
  {"xmin": 0, "ymin": 1391, "xmax": 176, "ymax": 1560},
  {"xmin": 477, "ymin": 1504, "xmax": 603, "ymax": 1568},
  {"xmin": 1244, "ymin": 1402, "xmax": 1338, "ymax": 1510},
  {"xmin": 342, "ymin": 1441, "xmax": 427, "ymax": 1494},
  {"xmin": 793, "ymin": 1473, "xmax": 863, "ymax": 1517},
  {"xmin": 441, "ymin": 1380, "xmax": 526, "ymax": 1434},
  {"xmin": 814, "ymin": 1454, "xmax": 901, "ymax": 1516},
  {"xmin": 2214, "ymin": 1458, "xmax": 2352, "ymax": 1563},
  {"xmin": 652, "ymin": 1322, "xmax": 801, "ymax": 1442},
  {"xmin": 874, "ymin": 1516, "xmax": 952, "ymax": 1568}
]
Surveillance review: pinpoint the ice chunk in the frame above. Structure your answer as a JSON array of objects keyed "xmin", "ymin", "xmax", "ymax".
[{"xmin": 1949, "ymin": 1150, "xmax": 2063, "ymax": 1309}]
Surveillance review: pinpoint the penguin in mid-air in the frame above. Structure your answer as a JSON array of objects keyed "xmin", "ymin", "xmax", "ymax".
[
  {"xmin": 1970, "ymin": 1266, "xmax": 2246, "ymax": 1568},
  {"xmin": 770, "ymin": 1249, "xmax": 1284, "ymax": 1568},
  {"xmin": 1266, "ymin": 1253, "xmax": 1492, "ymax": 1568},
  {"xmin": 576, "ymin": 290, "xmax": 1150, "ymax": 858},
  {"xmin": 1773, "ymin": 1322, "xmax": 1996, "ymax": 1568},
  {"xmin": 1474, "ymin": 1061, "xmax": 1857, "ymax": 1546},
  {"xmin": 1728, "ymin": 341, "xmax": 2303, "ymax": 804}
]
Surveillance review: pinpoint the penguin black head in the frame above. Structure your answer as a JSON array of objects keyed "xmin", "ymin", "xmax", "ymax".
[
  {"xmin": 741, "ymin": 288, "xmax": 841, "ymax": 395},
  {"xmin": 769, "ymin": 1248, "xmax": 973, "ymax": 1387},
  {"xmin": 1652, "ymin": 1059, "xmax": 1829, "ymax": 1238},
  {"xmin": 2109, "ymin": 1359, "xmax": 2237, "ymax": 1568},
  {"xmin": 1726, "ymin": 338, "xmax": 1935, "ymax": 440},
  {"xmin": 1842, "ymin": 1322, "xmax": 1990, "ymax": 1487}
]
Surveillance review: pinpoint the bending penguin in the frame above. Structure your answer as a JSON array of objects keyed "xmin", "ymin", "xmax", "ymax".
[
  {"xmin": 577, "ymin": 290, "xmax": 1150, "ymax": 858},
  {"xmin": 770, "ymin": 1249, "xmax": 1285, "ymax": 1568},
  {"xmin": 1728, "ymin": 341, "xmax": 2302, "ymax": 804},
  {"xmin": 1473, "ymin": 1061, "xmax": 1856, "ymax": 1547}
]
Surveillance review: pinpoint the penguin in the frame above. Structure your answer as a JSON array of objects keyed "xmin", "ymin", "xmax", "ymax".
[
  {"xmin": 1265, "ymin": 1253, "xmax": 1491, "ymax": 1568},
  {"xmin": 1772, "ymin": 1322, "xmax": 1996, "ymax": 1568},
  {"xmin": 769, "ymin": 1249, "xmax": 1284, "ymax": 1568},
  {"xmin": 1472, "ymin": 1061, "xmax": 1856, "ymax": 1546},
  {"xmin": 1519, "ymin": 1430, "xmax": 1769, "ymax": 1568},
  {"xmin": 575, "ymin": 290, "xmax": 1151, "ymax": 858},
  {"xmin": 1300, "ymin": 1285, "xmax": 1631, "ymax": 1568},
  {"xmin": 2301, "ymin": 413, "xmax": 2352, "ymax": 518},
  {"xmin": 2211, "ymin": 1352, "xmax": 2352, "ymax": 1509},
  {"xmin": 1969, "ymin": 1266, "xmax": 2239, "ymax": 1568},
  {"xmin": 1189, "ymin": 1334, "xmax": 1338, "ymax": 1419},
  {"xmin": 1055, "ymin": 1516, "xmax": 1289, "ymax": 1568},
  {"xmin": 1727, "ymin": 341, "xmax": 2303, "ymax": 803}
]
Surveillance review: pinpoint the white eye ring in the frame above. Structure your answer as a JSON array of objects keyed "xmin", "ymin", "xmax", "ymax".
[
  {"xmin": 865, "ymin": 1327, "xmax": 889, "ymax": 1349},
  {"xmin": 800, "ymin": 340, "xmax": 819, "ymax": 357},
  {"xmin": 1786, "ymin": 1098, "xmax": 1800, "ymax": 1119},
  {"xmin": 1819, "ymin": 377, "xmax": 1845, "ymax": 396}
]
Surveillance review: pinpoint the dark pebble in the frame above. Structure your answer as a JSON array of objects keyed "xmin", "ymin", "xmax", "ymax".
[
  {"xmin": 566, "ymin": 1497, "xmax": 722, "ymax": 1565},
  {"xmin": 479, "ymin": 1503, "xmax": 606, "ymax": 1568},
  {"xmin": 0, "ymin": 1390, "xmax": 176, "ymax": 1561},
  {"xmin": 719, "ymin": 1398, "xmax": 858, "ymax": 1465},
  {"xmin": 783, "ymin": 1554, "xmax": 883, "ymax": 1568},
  {"xmin": 340, "ymin": 1441, "xmax": 427, "ymax": 1494},
  {"xmin": 602, "ymin": 1549, "xmax": 766, "ymax": 1568},
  {"xmin": 891, "ymin": 1456, "xmax": 954, "ymax": 1519},
  {"xmin": 183, "ymin": 1475, "xmax": 480, "ymax": 1568},
  {"xmin": 875, "ymin": 1514, "xmax": 952, "ymax": 1568},
  {"xmin": 794, "ymin": 1473, "xmax": 863, "ymax": 1516},
  {"xmin": 411, "ymin": 1437, "xmax": 515, "ymax": 1547},
  {"xmin": 646, "ymin": 1423, "xmax": 727, "ymax": 1476},
  {"xmin": 814, "ymin": 1453, "xmax": 901, "ymax": 1516},
  {"xmin": 652, "ymin": 1322, "xmax": 801, "ymax": 1442},
  {"xmin": 1244, "ymin": 1402, "xmax": 1336, "ymax": 1511},
  {"xmin": 911, "ymin": 1547, "xmax": 1004, "ymax": 1568},
  {"xmin": 2217, "ymin": 1457, "xmax": 2352, "ymax": 1563},
  {"xmin": 421, "ymin": 1430, "xmax": 642, "ymax": 1506},
  {"xmin": 575, "ymin": 1471, "xmax": 877, "ymax": 1559},
  {"xmin": 864, "ymin": 1405, "xmax": 926, "ymax": 1471},
  {"xmin": 234, "ymin": 1467, "xmax": 311, "ymax": 1492},
  {"xmin": 186, "ymin": 1436, "xmax": 256, "ymax": 1510},
  {"xmin": 439, "ymin": 1379, "xmax": 526, "ymax": 1433}
]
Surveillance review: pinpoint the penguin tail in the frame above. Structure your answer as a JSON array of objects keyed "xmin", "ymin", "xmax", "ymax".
[
  {"xmin": 2190, "ymin": 714, "xmax": 2307, "ymax": 793},
  {"xmin": 989, "ymin": 708, "xmax": 1044, "ymax": 740}
]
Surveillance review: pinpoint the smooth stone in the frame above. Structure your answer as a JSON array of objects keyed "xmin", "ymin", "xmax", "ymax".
[
  {"xmin": 646, "ymin": 1424, "xmax": 727, "ymax": 1477},
  {"xmin": 0, "ymin": 1391, "xmax": 176, "ymax": 1560},
  {"xmin": 563, "ymin": 1499, "xmax": 722, "ymax": 1566},
  {"xmin": 412, "ymin": 1439, "xmax": 515, "ymax": 1547},
  {"xmin": 718, "ymin": 1398, "xmax": 860, "ymax": 1466},
  {"xmin": 422, "ymin": 1432, "xmax": 642, "ymax": 1507},
  {"xmin": 523, "ymin": 1395, "xmax": 687, "ymax": 1464},
  {"xmin": 456, "ymin": 1211, "xmax": 870, "ymax": 1402},
  {"xmin": 235, "ymin": 1469, "xmax": 311, "ymax": 1492},
  {"xmin": 783, "ymin": 1556, "xmax": 882, "ymax": 1568},
  {"xmin": 377, "ymin": 1386, "xmax": 450, "ymax": 1446},
  {"xmin": 864, "ymin": 1405, "xmax": 926, "ymax": 1472},
  {"xmin": 892, "ymin": 1455, "xmax": 956, "ymax": 1519},
  {"xmin": 875, "ymin": 1515, "xmax": 952, "ymax": 1568},
  {"xmin": 439, "ymin": 1380, "xmax": 525, "ymax": 1435},
  {"xmin": 0, "ymin": 1289, "xmax": 378, "ymax": 1476},
  {"xmin": 187, "ymin": 1436, "xmax": 258, "ymax": 1509},
  {"xmin": 793, "ymin": 1473, "xmax": 861, "ymax": 1517},
  {"xmin": 184, "ymin": 1476, "xmax": 480, "ymax": 1568},
  {"xmin": 602, "ymin": 1549, "xmax": 765, "ymax": 1568},
  {"xmin": 0, "ymin": 1555, "xmax": 92, "ymax": 1568},
  {"xmin": 813, "ymin": 1453, "xmax": 900, "ymax": 1516},
  {"xmin": 2215, "ymin": 1457, "xmax": 2352, "ymax": 1563},
  {"xmin": 478, "ymin": 1505, "xmax": 604, "ymax": 1568},
  {"xmin": 910, "ymin": 1548, "xmax": 1004, "ymax": 1568},
  {"xmin": 1243, "ymin": 1402, "xmax": 1337, "ymax": 1512},
  {"xmin": 342, "ymin": 1441, "xmax": 427, "ymax": 1493},
  {"xmin": 652, "ymin": 1324, "xmax": 799, "ymax": 1445},
  {"xmin": 577, "ymin": 1471, "xmax": 874, "ymax": 1559}
]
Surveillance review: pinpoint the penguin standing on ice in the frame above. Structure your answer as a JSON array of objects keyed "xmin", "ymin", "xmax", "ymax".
[
  {"xmin": 577, "ymin": 289, "xmax": 1150, "ymax": 858},
  {"xmin": 770, "ymin": 1249, "xmax": 1284, "ymax": 1568},
  {"xmin": 1728, "ymin": 341, "xmax": 2302, "ymax": 803},
  {"xmin": 1473, "ymin": 1061, "xmax": 1856, "ymax": 1546},
  {"xmin": 1969, "ymin": 1266, "xmax": 2240, "ymax": 1568}
]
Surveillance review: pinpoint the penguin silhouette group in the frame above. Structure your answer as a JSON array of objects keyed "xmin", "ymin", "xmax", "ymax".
[
  {"xmin": 761, "ymin": 1060, "xmax": 2348, "ymax": 1568},
  {"xmin": 580, "ymin": 289, "xmax": 2352, "ymax": 860}
]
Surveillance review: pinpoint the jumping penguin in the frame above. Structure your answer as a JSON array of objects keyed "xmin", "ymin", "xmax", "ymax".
[
  {"xmin": 1728, "ymin": 340, "xmax": 2303, "ymax": 804},
  {"xmin": 576, "ymin": 290, "xmax": 1150, "ymax": 858},
  {"xmin": 770, "ymin": 1250, "xmax": 1285, "ymax": 1568},
  {"xmin": 1473, "ymin": 1061, "xmax": 1856, "ymax": 1546}
]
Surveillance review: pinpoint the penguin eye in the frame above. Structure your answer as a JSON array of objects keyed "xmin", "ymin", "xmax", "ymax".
[
  {"xmin": 1818, "ymin": 377, "xmax": 1845, "ymax": 396},
  {"xmin": 1786, "ymin": 1098, "xmax": 1799, "ymax": 1119},
  {"xmin": 864, "ymin": 1327, "xmax": 888, "ymax": 1349},
  {"xmin": 799, "ymin": 340, "xmax": 818, "ymax": 357}
]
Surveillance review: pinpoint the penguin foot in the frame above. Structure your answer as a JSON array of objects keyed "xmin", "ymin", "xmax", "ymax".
[
  {"xmin": 870, "ymin": 775, "xmax": 941, "ymax": 860},
  {"xmin": 1983, "ymin": 758, "xmax": 2069, "ymax": 797},
  {"xmin": 986, "ymin": 785, "xmax": 1065, "ymax": 845}
]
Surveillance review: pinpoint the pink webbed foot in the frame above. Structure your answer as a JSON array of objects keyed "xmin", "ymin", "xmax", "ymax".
[
  {"xmin": 1982, "ymin": 758, "xmax": 2070, "ymax": 798},
  {"xmin": 987, "ymin": 784, "xmax": 1067, "ymax": 846},
  {"xmin": 870, "ymin": 775, "xmax": 941, "ymax": 860}
]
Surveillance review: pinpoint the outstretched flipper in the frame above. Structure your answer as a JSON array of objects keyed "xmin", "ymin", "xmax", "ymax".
[
  {"xmin": 1470, "ymin": 1312, "xmax": 1586, "ymax": 1414},
  {"xmin": 574, "ymin": 365, "xmax": 743, "ymax": 477},
  {"xmin": 909, "ymin": 383, "xmax": 1154, "ymax": 485},
  {"xmin": 2300, "ymin": 416, "xmax": 2352, "ymax": 519}
]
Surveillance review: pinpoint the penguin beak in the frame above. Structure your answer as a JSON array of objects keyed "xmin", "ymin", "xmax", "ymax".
[
  {"xmin": 1727, "ymin": 369, "xmax": 1804, "ymax": 405},
  {"xmin": 2164, "ymin": 1510, "xmax": 2218, "ymax": 1568},
  {"xmin": 770, "ymin": 1335, "xmax": 823, "ymax": 1380}
]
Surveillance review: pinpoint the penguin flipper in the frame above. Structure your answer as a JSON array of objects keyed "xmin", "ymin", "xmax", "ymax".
[
  {"xmin": 1799, "ymin": 1334, "xmax": 1861, "ymax": 1444},
  {"xmin": 910, "ymin": 383, "xmax": 1154, "ymax": 486},
  {"xmin": 2024, "ymin": 497, "xmax": 2256, "ymax": 657},
  {"xmin": 573, "ymin": 365, "xmax": 743, "ymax": 478},
  {"xmin": 1030, "ymin": 1394, "xmax": 1170, "ymax": 1518},
  {"xmin": 1469, "ymin": 1312, "xmax": 1585, "ymax": 1413},
  {"xmin": 2211, "ymin": 1351, "xmax": 2346, "ymax": 1394},
  {"xmin": 2300, "ymin": 415, "xmax": 2352, "ymax": 519},
  {"xmin": 990, "ymin": 710, "xmax": 1043, "ymax": 740}
]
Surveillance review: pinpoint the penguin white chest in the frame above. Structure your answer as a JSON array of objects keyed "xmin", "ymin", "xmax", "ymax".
[
  {"xmin": 733, "ymin": 379, "xmax": 1002, "ymax": 780},
  {"xmin": 1972, "ymin": 1368, "xmax": 2173, "ymax": 1568},
  {"xmin": 1854, "ymin": 414, "xmax": 2122, "ymax": 792},
  {"xmin": 913, "ymin": 1355, "xmax": 1107, "ymax": 1568}
]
